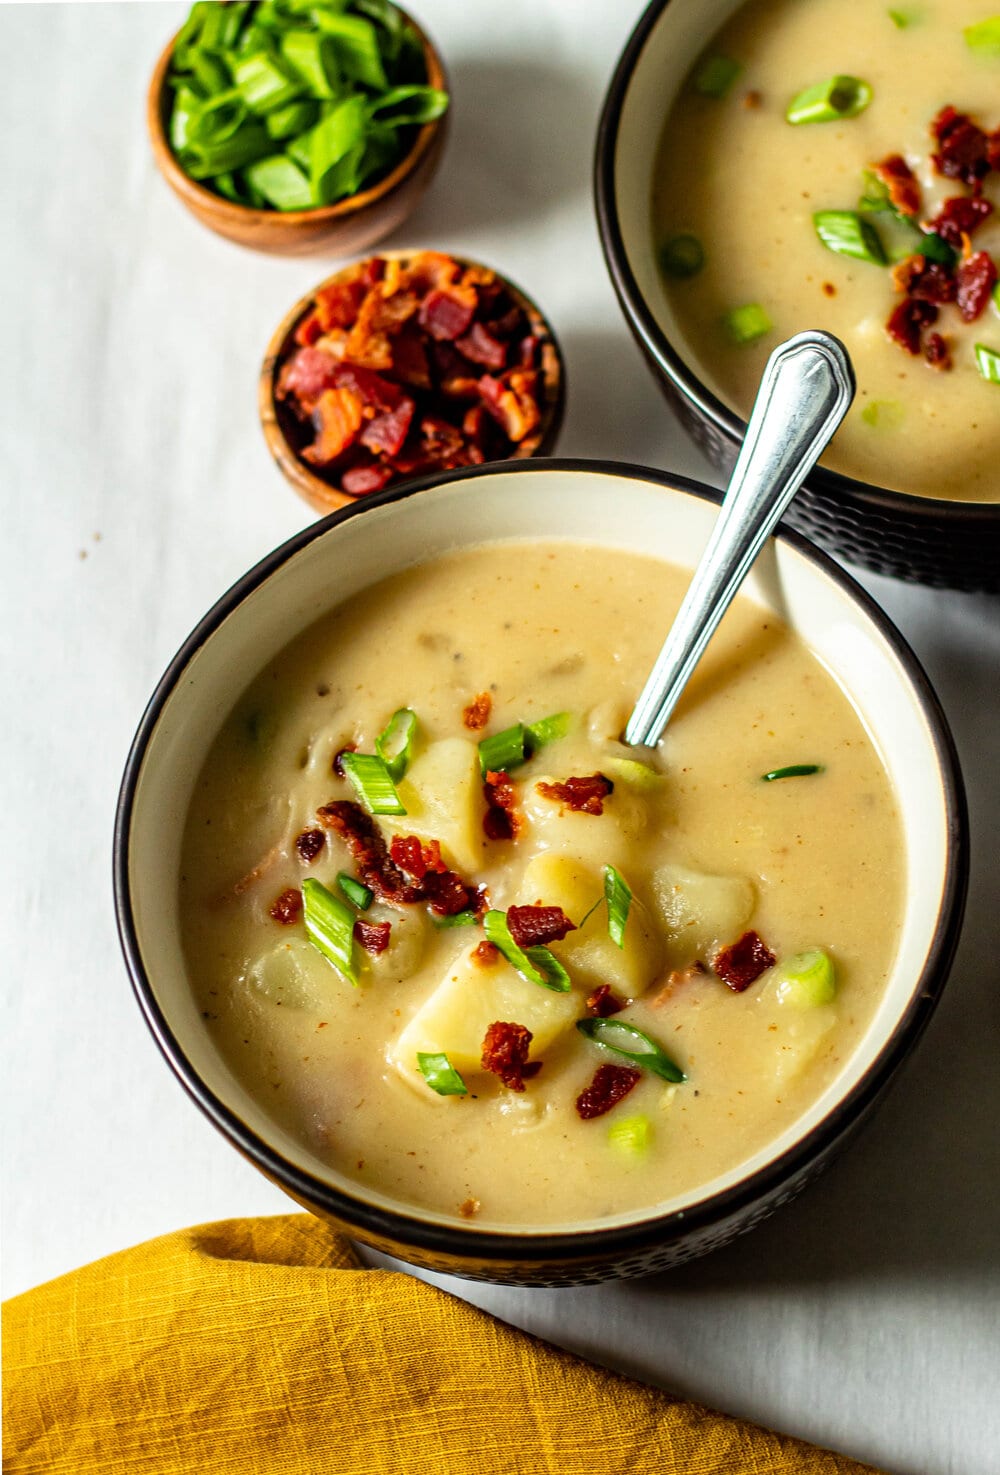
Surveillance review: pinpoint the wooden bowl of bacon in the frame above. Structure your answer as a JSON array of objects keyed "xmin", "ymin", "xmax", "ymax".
[{"xmin": 259, "ymin": 250, "xmax": 565, "ymax": 512}]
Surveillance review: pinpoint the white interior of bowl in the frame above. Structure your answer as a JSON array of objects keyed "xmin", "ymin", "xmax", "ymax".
[{"xmin": 126, "ymin": 466, "xmax": 952, "ymax": 1236}]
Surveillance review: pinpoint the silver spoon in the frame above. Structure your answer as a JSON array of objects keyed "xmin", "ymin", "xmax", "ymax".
[{"xmin": 625, "ymin": 330, "xmax": 855, "ymax": 749}]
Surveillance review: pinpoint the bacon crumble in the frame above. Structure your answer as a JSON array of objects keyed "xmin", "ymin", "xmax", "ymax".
[
  {"xmin": 332, "ymin": 744, "xmax": 357, "ymax": 777},
  {"xmin": 506, "ymin": 905, "xmax": 576, "ymax": 949},
  {"xmin": 925, "ymin": 194, "xmax": 994, "ymax": 248},
  {"xmin": 353, "ymin": 919, "xmax": 392, "ymax": 954},
  {"xmin": 269, "ymin": 888, "xmax": 303, "ymax": 926},
  {"xmin": 481, "ymin": 1021, "xmax": 541, "ymax": 1092},
  {"xmin": 586, "ymin": 984, "xmax": 626, "ymax": 1018},
  {"xmin": 472, "ymin": 939, "xmax": 500, "ymax": 967},
  {"xmin": 956, "ymin": 251, "xmax": 998, "ymax": 323},
  {"xmin": 295, "ymin": 828, "xmax": 326, "ymax": 865},
  {"xmin": 462, "ymin": 692, "xmax": 493, "ymax": 731},
  {"xmin": 535, "ymin": 773, "xmax": 614, "ymax": 815},
  {"xmin": 714, "ymin": 930, "xmax": 776, "ymax": 993},
  {"xmin": 874, "ymin": 153, "xmax": 921, "ymax": 218},
  {"xmin": 318, "ymin": 802, "xmax": 480, "ymax": 917},
  {"xmin": 575, "ymin": 1064, "xmax": 641, "ymax": 1120},
  {"xmin": 483, "ymin": 768, "xmax": 522, "ymax": 840}
]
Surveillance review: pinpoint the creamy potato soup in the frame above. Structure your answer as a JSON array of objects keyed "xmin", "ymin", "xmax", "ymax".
[
  {"xmin": 652, "ymin": 0, "xmax": 1000, "ymax": 502},
  {"xmin": 181, "ymin": 542, "xmax": 903, "ymax": 1226}
]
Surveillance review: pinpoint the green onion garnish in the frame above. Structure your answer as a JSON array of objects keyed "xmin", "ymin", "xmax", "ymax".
[
  {"xmin": 964, "ymin": 16, "xmax": 1000, "ymax": 55},
  {"xmin": 601, "ymin": 756, "xmax": 663, "ymax": 790},
  {"xmin": 483, "ymin": 910, "xmax": 572, "ymax": 993},
  {"xmin": 723, "ymin": 303, "xmax": 773, "ymax": 344},
  {"xmin": 694, "ymin": 55, "xmax": 742, "ymax": 99},
  {"xmin": 375, "ymin": 707, "xmax": 418, "ymax": 781},
  {"xmin": 992, "ymin": 281, "xmax": 1000, "ymax": 314},
  {"xmin": 302, "ymin": 878, "xmax": 359, "ymax": 986},
  {"xmin": 813, "ymin": 211, "xmax": 886, "ymax": 266},
  {"xmin": 603, "ymin": 865, "xmax": 632, "ymax": 949},
  {"xmin": 915, "ymin": 233, "xmax": 958, "ymax": 267},
  {"xmin": 974, "ymin": 344, "xmax": 1000, "ymax": 385},
  {"xmin": 576, "ymin": 1018, "xmax": 686, "ymax": 1084},
  {"xmin": 432, "ymin": 910, "xmax": 480, "ymax": 928},
  {"xmin": 786, "ymin": 75, "xmax": 872, "ymax": 125},
  {"xmin": 337, "ymin": 873, "xmax": 373, "ymax": 910},
  {"xmin": 860, "ymin": 401, "xmax": 904, "ymax": 429},
  {"xmin": 478, "ymin": 723, "xmax": 526, "ymax": 777},
  {"xmin": 416, "ymin": 1051, "xmax": 468, "ymax": 1096},
  {"xmin": 339, "ymin": 751, "xmax": 406, "ymax": 815},
  {"xmin": 887, "ymin": 7, "xmax": 920, "ymax": 27},
  {"xmin": 659, "ymin": 234, "xmax": 705, "ymax": 280},
  {"xmin": 525, "ymin": 711, "xmax": 574, "ymax": 749},
  {"xmin": 761, "ymin": 764, "xmax": 825, "ymax": 781},
  {"xmin": 245, "ymin": 154, "xmax": 314, "ymax": 210},
  {"xmin": 607, "ymin": 1113, "xmax": 654, "ymax": 1155},
  {"xmin": 772, "ymin": 949, "xmax": 836, "ymax": 1009}
]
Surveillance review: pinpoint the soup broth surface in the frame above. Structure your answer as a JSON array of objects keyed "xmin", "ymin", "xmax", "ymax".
[
  {"xmin": 652, "ymin": 0, "xmax": 1000, "ymax": 502},
  {"xmin": 181, "ymin": 542, "xmax": 904, "ymax": 1227}
]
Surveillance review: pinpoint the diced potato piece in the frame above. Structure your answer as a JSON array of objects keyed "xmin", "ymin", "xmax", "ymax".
[
  {"xmin": 519, "ymin": 853, "xmax": 665, "ymax": 998},
  {"xmin": 386, "ymin": 738, "xmax": 484, "ymax": 875},
  {"xmin": 244, "ymin": 937, "xmax": 339, "ymax": 1012},
  {"xmin": 521, "ymin": 773, "xmax": 649, "ymax": 869},
  {"xmin": 364, "ymin": 903, "xmax": 428, "ymax": 986},
  {"xmin": 652, "ymin": 862, "xmax": 754, "ymax": 966},
  {"xmin": 391, "ymin": 941, "xmax": 583, "ymax": 1081},
  {"xmin": 758, "ymin": 991, "xmax": 837, "ymax": 1085}
]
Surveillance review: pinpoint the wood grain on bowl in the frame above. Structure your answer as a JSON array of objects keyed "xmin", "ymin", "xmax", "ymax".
[{"xmin": 147, "ymin": 8, "xmax": 448, "ymax": 258}]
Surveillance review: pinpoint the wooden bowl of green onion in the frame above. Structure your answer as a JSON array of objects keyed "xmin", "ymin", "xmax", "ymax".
[{"xmin": 148, "ymin": 0, "xmax": 449, "ymax": 257}]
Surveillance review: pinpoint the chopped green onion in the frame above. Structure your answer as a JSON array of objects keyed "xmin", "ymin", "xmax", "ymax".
[
  {"xmin": 280, "ymin": 29, "xmax": 342, "ymax": 99},
  {"xmin": 309, "ymin": 93, "xmax": 369, "ymax": 203},
  {"xmin": 416, "ymin": 1051, "xmax": 468, "ymax": 1096},
  {"xmin": 974, "ymin": 344, "xmax": 1000, "ymax": 384},
  {"xmin": 233, "ymin": 51, "xmax": 304, "ymax": 114},
  {"xmin": 603, "ymin": 865, "xmax": 632, "ymax": 950},
  {"xmin": 659, "ymin": 234, "xmax": 705, "ymax": 280},
  {"xmin": 483, "ymin": 911, "xmax": 572, "ymax": 993},
  {"xmin": 601, "ymin": 756, "xmax": 663, "ymax": 791},
  {"xmin": 577, "ymin": 896, "xmax": 604, "ymax": 930},
  {"xmin": 302, "ymin": 878, "xmax": 358, "ymax": 986},
  {"xmin": 432, "ymin": 910, "xmax": 480, "ymax": 929},
  {"xmin": 576, "ymin": 1018, "xmax": 686, "ymax": 1084},
  {"xmin": 786, "ymin": 75, "xmax": 872, "ymax": 125},
  {"xmin": 761, "ymin": 763, "xmax": 825, "ymax": 781},
  {"xmin": 992, "ymin": 281, "xmax": 1000, "ymax": 313},
  {"xmin": 315, "ymin": 9, "xmax": 389, "ymax": 89},
  {"xmin": 266, "ymin": 99, "xmax": 321, "ymax": 141},
  {"xmin": 368, "ymin": 85, "xmax": 450, "ymax": 127},
  {"xmin": 244, "ymin": 154, "xmax": 314, "ymax": 210},
  {"xmin": 375, "ymin": 708, "xmax": 418, "ymax": 781},
  {"xmin": 860, "ymin": 400, "xmax": 904, "ymax": 430},
  {"xmin": 915, "ymin": 233, "xmax": 957, "ymax": 267},
  {"xmin": 772, "ymin": 949, "xmax": 836, "ymax": 1008},
  {"xmin": 337, "ymin": 873, "xmax": 373, "ymax": 911},
  {"xmin": 813, "ymin": 211, "xmax": 886, "ymax": 266},
  {"xmin": 340, "ymin": 752, "xmax": 406, "ymax": 815},
  {"xmin": 964, "ymin": 16, "xmax": 1000, "ymax": 55},
  {"xmin": 525, "ymin": 711, "xmax": 574, "ymax": 749},
  {"xmin": 887, "ymin": 7, "xmax": 920, "ymax": 27},
  {"xmin": 723, "ymin": 303, "xmax": 773, "ymax": 344},
  {"xmin": 694, "ymin": 55, "xmax": 742, "ymax": 98},
  {"xmin": 478, "ymin": 723, "xmax": 526, "ymax": 777},
  {"xmin": 181, "ymin": 122, "xmax": 273, "ymax": 178},
  {"xmin": 607, "ymin": 1114, "xmax": 654, "ymax": 1155}
]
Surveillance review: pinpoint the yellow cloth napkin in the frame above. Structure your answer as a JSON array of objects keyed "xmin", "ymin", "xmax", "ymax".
[{"xmin": 4, "ymin": 1214, "xmax": 884, "ymax": 1475}]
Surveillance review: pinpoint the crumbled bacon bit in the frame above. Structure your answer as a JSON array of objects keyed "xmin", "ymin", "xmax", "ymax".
[
  {"xmin": 886, "ymin": 296, "xmax": 938, "ymax": 355},
  {"xmin": 454, "ymin": 321, "xmax": 507, "ymax": 370},
  {"xmin": 473, "ymin": 939, "xmax": 500, "ymax": 967},
  {"xmin": 269, "ymin": 888, "xmax": 303, "ymax": 925},
  {"xmin": 318, "ymin": 802, "xmax": 479, "ymax": 917},
  {"xmin": 333, "ymin": 744, "xmax": 357, "ymax": 777},
  {"xmin": 481, "ymin": 1020, "xmax": 540, "ymax": 1092},
  {"xmin": 956, "ymin": 251, "xmax": 998, "ymax": 322},
  {"xmin": 892, "ymin": 255, "xmax": 957, "ymax": 305},
  {"xmin": 458, "ymin": 1198, "xmax": 480, "ymax": 1219},
  {"xmin": 302, "ymin": 387, "xmax": 364, "ymax": 465},
  {"xmin": 390, "ymin": 834, "xmax": 448, "ymax": 880},
  {"xmin": 925, "ymin": 194, "xmax": 994, "ymax": 248},
  {"xmin": 462, "ymin": 692, "xmax": 492, "ymax": 731},
  {"xmin": 714, "ymin": 930, "xmax": 776, "ymax": 993},
  {"xmin": 483, "ymin": 768, "xmax": 521, "ymax": 841},
  {"xmin": 359, "ymin": 397, "xmax": 415, "ymax": 458},
  {"xmin": 295, "ymin": 828, "xmax": 325, "ymax": 864},
  {"xmin": 506, "ymin": 905, "xmax": 576, "ymax": 948},
  {"xmin": 575, "ymin": 1064, "xmax": 641, "ymax": 1120},
  {"xmin": 931, "ymin": 106, "xmax": 991, "ymax": 188},
  {"xmin": 924, "ymin": 332, "xmax": 953, "ymax": 371},
  {"xmin": 874, "ymin": 153, "xmax": 922, "ymax": 217},
  {"xmin": 353, "ymin": 919, "xmax": 391, "ymax": 954},
  {"xmin": 742, "ymin": 89, "xmax": 762, "ymax": 110},
  {"xmin": 340, "ymin": 461, "xmax": 392, "ymax": 497},
  {"xmin": 418, "ymin": 285, "xmax": 477, "ymax": 341},
  {"xmin": 650, "ymin": 961, "xmax": 707, "ymax": 1007},
  {"xmin": 821, "ymin": 281, "xmax": 836, "ymax": 297},
  {"xmin": 535, "ymin": 773, "xmax": 614, "ymax": 815},
  {"xmin": 586, "ymin": 984, "xmax": 625, "ymax": 1017}
]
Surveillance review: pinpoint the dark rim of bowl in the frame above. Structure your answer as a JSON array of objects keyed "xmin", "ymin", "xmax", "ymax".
[
  {"xmin": 593, "ymin": 0, "xmax": 999, "ymax": 530},
  {"xmin": 114, "ymin": 458, "xmax": 968, "ymax": 1268}
]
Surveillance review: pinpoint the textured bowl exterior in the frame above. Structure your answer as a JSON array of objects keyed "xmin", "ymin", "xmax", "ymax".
[
  {"xmin": 594, "ymin": 0, "xmax": 1000, "ymax": 594},
  {"xmin": 147, "ymin": 11, "xmax": 448, "ymax": 258},
  {"xmin": 259, "ymin": 254, "xmax": 566, "ymax": 515}
]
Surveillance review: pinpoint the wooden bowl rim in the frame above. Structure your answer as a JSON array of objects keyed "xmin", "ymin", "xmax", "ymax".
[
  {"xmin": 147, "ymin": 3, "xmax": 448, "ymax": 229},
  {"xmin": 258, "ymin": 250, "xmax": 567, "ymax": 514}
]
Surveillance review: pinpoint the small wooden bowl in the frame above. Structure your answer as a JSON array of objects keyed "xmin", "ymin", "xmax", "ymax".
[
  {"xmin": 147, "ymin": 8, "xmax": 449, "ymax": 258},
  {"xmin": 259, "ymin": 253, "xmax": 566, "ymax": 514}
]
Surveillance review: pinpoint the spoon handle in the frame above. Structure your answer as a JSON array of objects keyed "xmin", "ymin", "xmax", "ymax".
[{"xmin": 625, "ymin": 330, "xmax": 855, "ymax": 749}]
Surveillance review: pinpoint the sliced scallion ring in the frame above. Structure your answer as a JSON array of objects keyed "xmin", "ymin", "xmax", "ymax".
[
  {"xmin": 478, "ymin": 723, "xmax": 526, "ymax": 777},
  {"xmin": 786, "ymin": 75, "xmax": 872, "ymax": 125},
  {"xmin": 915, "ymin": 233, "xmax": 957, "ymax": 267},
  {"xmin": 659, "ymin": 233, "xmax": 705, "ymax": 280},
  {"xmin": 603, "ymin": 865, "xmax": 632, "ymax": 949},
  {"xmin": 483, "ymin": 910, "xmax": 572, "ymax": 993},
  {"xmin": 375, "ymin": 707, "xmax": 418, "ymax": 781},
  {"xmin": 525, "ymin": 711, "xmax": 574, "ymax": 749},
  {"xmin": 813, "ymin": 211, "xmax": 886, "ymax": 266},
  {"xmin": 761, "ymin": 763, "xmax": 824, "ymax": 781},
  {"xmin": 339, "ymin": 751, "xmax": 406, "ymax": 815},
  {"xmin": 576, "ymin": 1018, "xmax": 686, "ymax": 1084},
  {"xmin": 416, "ymin": 1051, "xmax": 468, "ymax": 1096},
  {"xmin": 723, "ymin": 302, "xmax": 773, "ymax": 344},
  {"xmin": 607, "ymin": 1113, "xmax": 654, "ymax": 1155},
  {"xmin": 974, "ymin": 344, "xmax": 1000, "ymax": 384},
  {"xmin": 337, "ymin": 873, "xmax": 373, "ymax": 911},
  {"xmin": 432, "ymin": 910, "xmax": 480, "ymax": 929},
  {"xmin": 694, "ymin": 54, "xmax": 742, "ymax": 98},
  {"xmin": 302, "ymin": 878, "xmax": 359, "ymax": 986},
  {"xmin": 964, "ymin": 16, "xmax": 1000, "ymax": 55},
  {"xmin": 772, "ymin": 949, "xmax": 836, "ymax": 1008}
]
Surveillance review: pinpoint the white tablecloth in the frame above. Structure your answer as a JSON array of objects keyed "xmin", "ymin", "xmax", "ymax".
[{"xmin": 3, "ymin": 4, "xmax": 999, "ymax": 1472}]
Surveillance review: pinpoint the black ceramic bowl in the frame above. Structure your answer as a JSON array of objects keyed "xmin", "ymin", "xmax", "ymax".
[
  {"xmin": 594, "ymin": 0, "xmax": 1000, "ymax": 593},
  {"xmin": 115, "ymin": 461, "xmax": 967, "ymax": 1285}
]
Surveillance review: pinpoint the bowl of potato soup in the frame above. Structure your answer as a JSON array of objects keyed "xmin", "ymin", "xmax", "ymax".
[
  {"xmin": 114, "ymin": 461, "xmax": 967, "ymax": 1285},
  {"xmin": 596, "ymin": 0, "xmax": 1000, "ymax": 592}
]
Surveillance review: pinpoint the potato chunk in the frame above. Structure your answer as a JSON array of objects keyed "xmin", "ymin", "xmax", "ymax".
[
  {"xmin": 519, "ymin": 853, "xmax": 664, "ymax": 998},
  {"xmin": 520, "ymin": 772, "xmax": 649, "ymax": 869},
  {"xmin": 391, "ymin": 940, "xmax": 583, "ymax": 1081},
  {"xmin": 244, "ymin": 937, "xmax": 338, "ymax": 1012},
  {"xmin": 652, "ymin": 862, "xmax": 754, "ymax": 966},
  {"xmin": 386, "ymin": 738, "xmax": 484, "ymax": 875}
]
